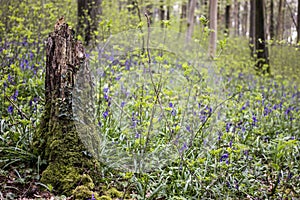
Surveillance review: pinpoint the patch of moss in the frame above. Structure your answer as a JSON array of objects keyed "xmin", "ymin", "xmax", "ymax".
[
  {"xmin": 105, "ymin": 187, "xmax": 123, "ymax": 198},
  {"xmin": 99, "ymin": 196, "xmax": 112, "ymax": 200},
  {"xmin": 72, "ymin": 185, "xmax": 99, "ymax": 200}
]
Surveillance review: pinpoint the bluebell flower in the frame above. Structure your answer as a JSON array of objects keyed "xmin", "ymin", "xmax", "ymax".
[
  {"xmin": 103, "ymin": 110, "xmax": 109, "ymax": 118},
  {"xmin": 186, "ymin": 125, "xmax": 191, "ymax": 132},
  {"xmin": 135, "ymin": 133, "xmax": 140, "ymax": 138},
  {"xmin": 91, "ymin": 193, "xmax": 96, "ymax": 200},
  {"xmin": 226, "ymin": 122, "xmax": 231, "ymax": 132},
  {"xmin": 252, "ymin": 115, "xmax": 258, "ymax": 126},
  {"xmin": 121, "ymin": 101, "xmax": 125, "ymax": 108},
  {"xmin": 171, "ymin": 109, "xmax": 176, "ymax": 116},
  {"xmin": 263, "ymin": 106, "xmax": 272, "ymax": 116},
  {"xmin": 125, "ymin": 59, "xmax": 131, "ymax": 70},
  {"xmin": 220, "ymin": 153, "xmax": 228, "ymax": 162},
  {"xmin": 8, "ymin": 105, "xmax": 13, "ymax": 114},
  {"xmin": 179, "ymin": 142, "xmax": 188, "ymax": 153},
  {"xmin": 12, "ymin": 90, "xmax": 18, "ymax": 101},
  {"xmin": 115, "ymin": 75, "xmax": 121, "ymax": 80}
]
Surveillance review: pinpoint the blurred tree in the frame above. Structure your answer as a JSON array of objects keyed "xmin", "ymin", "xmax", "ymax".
[
  {"xmin": 269, "ymin": 0, "xmax": 275, "ymax": 39},
  {"xmin": 186, "ymin": 0, "xmax": 197, "ymax": 42},
  {"xmin": 77, "ymin": 0, "xmax": 102, "ymax": 46},
  {"xmin": 179, "ymin": 1, "xmax": 187, "ymax": 33},
  {"xmin": 297, "ymin": 0, "xmax": 300, "ymax": 43},
  {"xmin": 224, "ymin": 1, "xmax": 230, "ymax": 35},
  {"xmin": 249, "ymin": 0, "xmax": 255, "ymax": 56},
  {"xmin": 233, "ymin": 0, "xmax": 240, "ymax": 36},
  {"xmin": 209, "ymin": 0, "xmax": 218, "ymax": 57},
  {"xmin": 276, "ymin": 0, "xmax": 285, "ymax": 41},
  {"xmin": 255, "ymin": 0, "xmax": 270, "ymax": 73},
  {"xmin": 241, "ymin": 0, "xmax": 248, "ymax": 36},
  {"xmin": 160, "ymin": 0, "xmax": 166, "ymax": 27}
]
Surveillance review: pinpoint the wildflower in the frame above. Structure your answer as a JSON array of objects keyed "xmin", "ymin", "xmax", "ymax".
[
  {"xmin": 179, "ymin": 142, "xmax": 188, "ymax": 154},
  {"xmin": 135, "ymin": 133, "xmax": 140, "ymax": 138},
  {"xmin": 8, "ymin": 105, "xmax": 13, "ymax": 114},
  {"xmin": 91, "ymin": 193, "xmax": 96, "ymax": 200},
  {"xmin": 121, "ymin": 101, "xmax": 125, "ymax": 108},
  {"xmin": 125, "ymin": 59, "xmax": 131, "ymax": 70},
  {"xmin": 252, "ymin": 115, "xmax": 258, "ymax": 126},
  {"xmin": 12, "ymin": 90, "xmax": 18, "ymax": 101},
  {"xmin": 186, "ymin": 125, "xmax": 191, "ymax": 132},
  {"xmin": 226, "ymin": 122, "xmax": 231, "ymax": 132},
  {"xmin": 169, "ymin": 102, "xmax": 176, "ymax": 116},
  {"xmin": 263, "ymin": 106, "xmax": 272, "ymax": 116},
  {"xmin": 220, "ymin": 153, "xmax": 228, "ymax": 162},
  {"xmin": 103, "ymin": 110, "xmax": 109, "ymax": 118}
]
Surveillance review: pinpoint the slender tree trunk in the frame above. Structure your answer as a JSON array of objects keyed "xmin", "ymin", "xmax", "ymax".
[
  {"xmin": 160, "ymin": 0, "xmax": 165, "ymax": 28},
  {"xmin": 186, "ymin": 0, "xmax": 197, "ymax": 42},
  {"xmin": 233, "ymin": 0, "xmax": 239, "ymax": 36},
  {"xmin": 276, "ymin": 0, "xmax": 285, "ymax": 41},
  {"xmin": 269, "ymin": 0, "xmax": 275, "ymax": 39},
  {"xmin": 209, "ymin": 0, "xmax": 218, "ymax": 58},
  {"xmin": 225, "ymin": 3, "xmax": 230, "ymax": 35},
  {"xmin": 255, "ymin": 0, "xmax": 270, "ymax": 73},
  {"xmin": 242, "ymin": 1, "xmax": 248, "ymax": 36},
  {"xmin": 179, "ymin": 1, "xmax": 187, "ymax": 33},
  {"xmin": 297, "ymin": 0, "xmax": 300, "ymax": 43},
  {"xmin": 166, "ymin": 0, "xmax": 171, "ymax": 20},
  {"xmin": 77, "ymin": 0, "xmax": 102, "ymax": 46},
  {"xmin": 249, "ymin": 0, "xmax": 256, "ymax": 56}
]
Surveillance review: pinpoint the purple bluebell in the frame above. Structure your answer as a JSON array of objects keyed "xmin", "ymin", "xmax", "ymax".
[
  {"xmin": 125, "ymin": 60, "xmax": 131, "ymax": 70},
  {"xmin": 252, "ymin": 115, "xmax": 258, "ymax": 126},
  {"xmin": 8, "ymin": 105, "xmax": 13, "ymax": 114},
  {"xmin": 103, "ymin": 110, "xmax": 109, "ymax": 118},
  {"xmin": 226, "ymin": 122, "xmax": 231, "ymax": 132},
  {"xmin": 179, "ymin": 142, "xmax": 188, "ymax": 153},
  {"xmin": 121, "ymin": 101, "xmax": 125, "ymax": 108},
  {"xmin": 12, "ymin": 90, "xmax": 18, "ymax": 101},
  {"xmin": 186, "ymin": 125, "xmax": 191, "ymax": 132},
  {"xmin": 220, "ymin": 153, "xmax": 228, "ymax": 162}
]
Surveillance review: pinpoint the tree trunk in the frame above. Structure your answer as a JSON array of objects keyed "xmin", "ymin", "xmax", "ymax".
[
  {"xmin": 34, "ymin": 18, "xmax": 97, "ymax": 196},
  {"xmin": 255, "ymin": 0, "xmax": 270, "ymax": 73},
  {"xmin": 209, "ymin": 0, "xmax": 218, "ymax": 58},
  {"xmin": 186, "ymin": 0, "xmax": 197, "ymax": 42},
  {"xmin": 225, "ymin": 3, "xmax": 230, "ymax": 35},
  {"xmin": 249, "ymin": 0, "xmax": 255, "ymax": 57},
  {"xmin": 77, "ymin": 0, "xmax": 102, "ymax": 46},
  {"xmin": 276, "ymin": 0, "xmax": 285, "ymax": 41},
  {"xmin": 242, "ymin": 1, "xmax": 248, "ymax": 36},
  {"xmin": 179, "ymin": 1, "xmax": 187, "ymax": 33},
  {"xmin": 166, "ymin": 0, "xmax": 171, "ymax": 20},
  {"xmin": 269, "ymin": 0, "xmax": 275, "ymax": 39},
  {"xmin": 297, "ymin": 0, "xmax": 300, "ymax": 43},
  {"xmin": 160, "ymin": 0, "xmax": 165, "ymax": 28},
  {"xmin": 234, "ymin": 0, "xmax": 240, "ymax": 36}
]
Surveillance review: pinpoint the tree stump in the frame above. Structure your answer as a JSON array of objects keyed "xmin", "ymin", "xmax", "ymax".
[{"xmin": 34, "ymin": 18, "xmax": 97, "ymax": 197}]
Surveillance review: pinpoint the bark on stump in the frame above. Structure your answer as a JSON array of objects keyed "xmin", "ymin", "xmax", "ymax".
[{"xmin": 34, "ymin": 18, "xmax": 97, "ymax": 197}]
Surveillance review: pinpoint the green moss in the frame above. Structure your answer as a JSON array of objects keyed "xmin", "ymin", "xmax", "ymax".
[
  {"xmin": 105, "ymin": 187, "xmax": 123, "ymax": 198},
  {"xmin": 72, "ymin": 185, "xmax": 99, "ymax": 200},
  {"xmin": 99, "ymin": 196, "xmax": 112, "ymax": 200}
]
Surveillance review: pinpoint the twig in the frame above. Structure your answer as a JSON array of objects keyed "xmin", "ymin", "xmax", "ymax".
[{"xmin": 5, "ymin": 95, "xmax": 29, "ymax": 120}]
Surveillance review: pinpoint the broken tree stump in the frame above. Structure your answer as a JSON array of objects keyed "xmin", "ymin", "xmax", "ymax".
[{"xmin": 33, "ymin": 18, "xmax": 98, "ymax": 197}]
